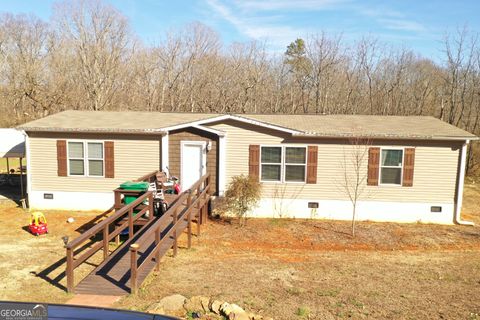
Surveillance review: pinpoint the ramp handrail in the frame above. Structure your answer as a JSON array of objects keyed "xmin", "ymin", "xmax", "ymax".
[
  {"xmin": 65, "ymin": 190, "xmax": 154, "ymax": 293},
  {"xmin": 129, "ymin": 173, "xmax": 211, "ymax": 293}
]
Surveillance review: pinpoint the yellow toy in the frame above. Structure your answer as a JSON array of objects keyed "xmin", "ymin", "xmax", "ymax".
[{"xmin": 28, "ymin": 211, "xmax": 48, "ymax": 236}]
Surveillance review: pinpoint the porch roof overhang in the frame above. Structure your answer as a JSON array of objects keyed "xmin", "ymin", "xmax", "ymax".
[
  {"xmin": 160, "ymin": 114, "xmax": 302, "ymax": 135},
  {"xmin": 191, "ymin": 125, "xmax": 226, "ymax": 137}
]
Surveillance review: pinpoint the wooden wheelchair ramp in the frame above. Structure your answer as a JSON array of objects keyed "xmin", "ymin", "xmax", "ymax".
[
  {"xmin": 65, "ymin": 172, "xmax": 211, "ymax": 296},
  {"xmin": 75, "ymin": 216, "xmax": 188, "ymax": 295}
]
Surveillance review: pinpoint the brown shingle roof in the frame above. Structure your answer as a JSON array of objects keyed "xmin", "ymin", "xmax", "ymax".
[
  {"xmin": 18, "ymin": 110, "xmax": 219, "ymax": 134},
  {"xmin": 18, "ymin": 110, "xmax": 478, "ymax": 141},
  {"xmin": 244, "ymin": 114, "xmax": 478, "ymax": 140}
]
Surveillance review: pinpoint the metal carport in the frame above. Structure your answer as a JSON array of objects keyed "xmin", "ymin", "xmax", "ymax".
[{"xmin": 0, "ymin": 129, "xmax": 26, "ymax": 200}]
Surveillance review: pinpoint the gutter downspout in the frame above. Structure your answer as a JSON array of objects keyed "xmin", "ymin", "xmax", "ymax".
[{"xmin": 454, "ymin": 139, "xmax": 474, "ymax": 226}]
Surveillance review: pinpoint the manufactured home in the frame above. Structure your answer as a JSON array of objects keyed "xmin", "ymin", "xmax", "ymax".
[{"xmin": 18, "ymin": 111, "xmax": 478, "ymax": 224}]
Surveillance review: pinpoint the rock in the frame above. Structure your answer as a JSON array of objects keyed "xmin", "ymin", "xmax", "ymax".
[
  {"xmin": 210, "ymin": 300, "xmax": 223, "ymax": 314},
  {"xmin": 184, "ymin": 295, "xmax": 207, "ymax": 312},
  {"xmin": 200, "ymin": 296, "xmax": 210, "ymax": 312},
  {"xmin": 220, "ymin": 302, "xmax": 233, "ymax": 316},
  {"xmin": 67, "ymin": 217, "xmax": 75, "ymax": 223},
  {"xmin": 149, "ymin": 294, "xmax": 187, "ymax": 315},
  {"xmin": 228, "ymin": 311, "xmax": 250, "ymax": 320},
  {"xmin": 220, "ymin": 303, "xmax": 249, "ymax": 320},
  {"xmin": 221, "ymin": 303, "xmax": 245, "ymax": 316}
]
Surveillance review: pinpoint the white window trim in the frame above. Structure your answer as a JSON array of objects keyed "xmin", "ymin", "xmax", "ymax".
[
  {"xmin": 379, "ymin": 147, "xmax": 404, "ymax": 186},
  {"xmin": 67, "ymin": 140, "xmax": 105, "ymax": 178},
  {"xmin": 259, "ymin": 145, "xmax": 307, "ymax": 184}
]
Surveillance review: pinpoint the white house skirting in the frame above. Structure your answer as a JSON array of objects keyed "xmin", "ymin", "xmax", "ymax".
[
  {"xmin": 29, "ymin": 190, "xmax": 454, "ymax": 224},
  {"xmin": 29, "ymin": 190, "xmax": 113, "ymax": 211},
  {"xmin": 250, "ymin": 198, "xmax": 455, "ymax": 224}
]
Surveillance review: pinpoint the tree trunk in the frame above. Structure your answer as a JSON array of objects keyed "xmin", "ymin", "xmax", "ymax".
[{"xmin": 351, "ymin": 203, "xmax": 356, "ymax": 237}]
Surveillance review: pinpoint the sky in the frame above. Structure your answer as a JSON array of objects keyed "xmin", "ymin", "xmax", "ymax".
[{"xmin": 1, "ymin": 0, "xmax": 480, "ymax": 61}]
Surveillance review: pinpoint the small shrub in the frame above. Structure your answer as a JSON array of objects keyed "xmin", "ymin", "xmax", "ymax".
[
  {"xmin": 469, "ymin": 313, "xmax": 480, "ymax": 320},
  {"xmin": 224, "ymin": 174, "xmax": 261, "ymax": 226},
  {"xmin": 295, "ymin": 306, "xmax": 310, "ymax": 318}
]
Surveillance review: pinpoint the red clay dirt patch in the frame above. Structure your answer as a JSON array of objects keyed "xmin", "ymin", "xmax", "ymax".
[
  {"xmin": 207, "ymin": 217, "xmax": 480, "ymax": 253},
  {"xmin": 118, "ymin": 183, "xmax": 480, "ymax": 319}
]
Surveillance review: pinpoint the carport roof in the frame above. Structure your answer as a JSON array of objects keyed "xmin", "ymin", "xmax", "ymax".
[{"xmin": 0, "ymin": 129, "xmax": 25, "ymax": 158}]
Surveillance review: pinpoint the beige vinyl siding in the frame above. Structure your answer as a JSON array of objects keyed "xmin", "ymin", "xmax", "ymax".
[
  {"xmin": 168, "ymin": 128, "xmax": 218, "ymax": 194},
  {"xmin": 29, "ymin": 132, "xmax": 161, "ymax": 192},
  {"xmin": 207, "ymin": 120, "xmax": 461, "ymax": 203},
  {"xmin": 208, "ymin": 120, "xmax": 288, "ymax": 185}
]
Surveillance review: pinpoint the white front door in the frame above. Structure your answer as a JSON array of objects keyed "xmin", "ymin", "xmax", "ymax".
[{"xmin": 181, "ymin": 141, "xmax": 206, "ymax": 191}]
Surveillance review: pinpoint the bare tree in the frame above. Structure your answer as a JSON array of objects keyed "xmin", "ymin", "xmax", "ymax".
[
  {"xmin": 339, "ymin": 137, "xmax": 371, "ymax": 237},
  {"xmin": 53, "ymin": 0, "xmax": 133, "ymax": 111},
  {"xmin": 0, "ymin": 0, "xmax": 479, "ymax": 179},
  {"xmin": 356, "ymin": 37, "xmax": 383, "ymax": 114},
  {"xmin": 306, "ymin": 32, "xmax": 343, "ymax": 114},
  {"xmin": 442, "ymin": 26, "xmax": 478, "ymax": 125}
]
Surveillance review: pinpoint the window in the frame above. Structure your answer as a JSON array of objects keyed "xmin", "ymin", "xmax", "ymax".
[
  {"xmin": 380, "ymin": 149, "xmax": 403, "ymax": 185},
  {"xmin": 285, "ymin": 147, "xmax": 306, "ymax": 182},
  {"xmin": 68, "ymin": 142, "xmax": 84, "ymax": 175},
  {"xmin": 68, "ymin": 141, "xmax": 104, "ymax": 177},
  {"xmin": 87, "ymin": 143, "xmax": 104, "ymax": 176},
  {"xmin": 261, "ymin": 147, "xmax": 282, "ymax": 181},
  {"xmin": 260, "ymin": 146, "xmax": 307, "ymax": 183}
]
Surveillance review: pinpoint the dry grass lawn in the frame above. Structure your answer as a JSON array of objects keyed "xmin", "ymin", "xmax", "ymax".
[
  {"xmin": 0, "ymin": 204, "xmax": 104, "ymax": 303},
  {"xmin": 0, "ymin": 182, "xmax": 479, "ymax": 319}
]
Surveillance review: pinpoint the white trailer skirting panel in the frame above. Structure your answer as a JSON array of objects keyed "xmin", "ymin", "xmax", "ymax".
[
  {"xmin": 29, "ymin": 191, "xmax": 454, "ymax": 224},
  {"xmin": 250, "ymin": 198, "xmax": 455, "ymax": 224},
  {"xmin": 29, "ymin": 190, "xmax": 113, "ymax": 211}
]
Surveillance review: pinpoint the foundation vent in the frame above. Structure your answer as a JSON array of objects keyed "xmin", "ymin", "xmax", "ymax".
[{"xmin": 308, "ymin": 202, "xmax": 319, "ymax": 209}]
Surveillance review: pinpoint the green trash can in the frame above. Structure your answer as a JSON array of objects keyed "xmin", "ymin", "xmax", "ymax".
[{"xmin": 119, "ymin": 181, "xmax": 149, "ymax": 205}]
